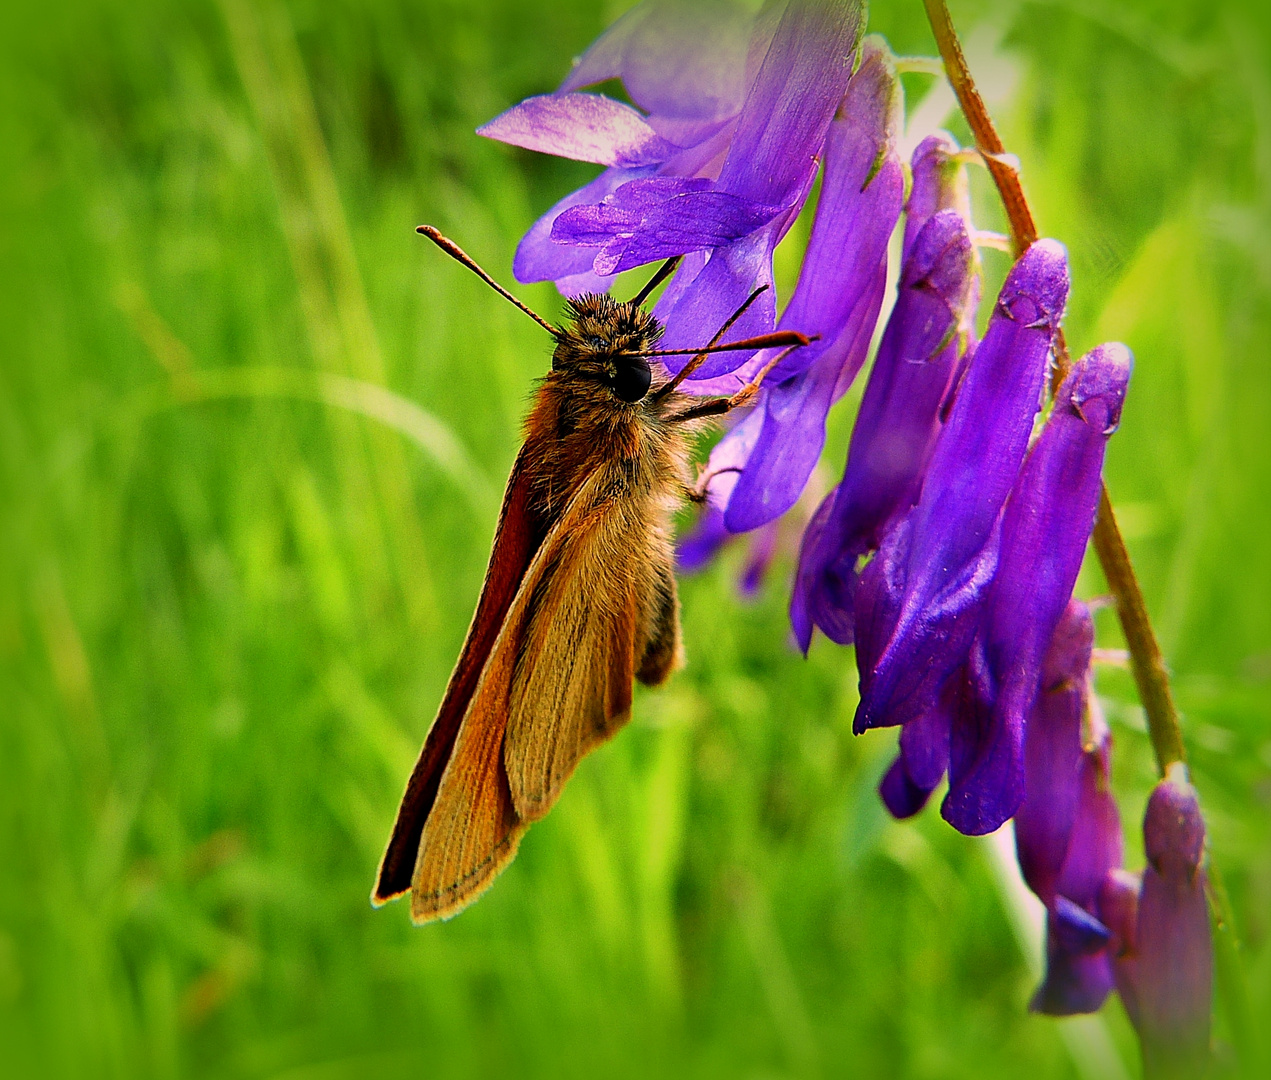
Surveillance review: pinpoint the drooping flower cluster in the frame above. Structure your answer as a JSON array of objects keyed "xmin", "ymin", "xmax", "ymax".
[{"xmin": 478, "ymin": 0, "xmax": 1214, "ymax": 1062}]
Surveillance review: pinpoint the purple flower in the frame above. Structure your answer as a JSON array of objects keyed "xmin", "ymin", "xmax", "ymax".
[
  {"xmin": 943, "ymin": 343, "xmax": 1132, "ymax": 834},
  {"xmin": 711, "ymin": 38, "xmax": 904, "ymax": 531},
  {"xmin": 1013, "ymin": 601, "xmax": 1125, "ymax": 1015},
  {"xmin": 870, "ymin": 338, "xmax": 1130, "ymax": 834},
  {"xmin": 481, "ymin": 0, "xmax": 759, "ymax": 296},
  {"xmin": 853, "ymin": 239, "xmax": 1070, "ymax": 737},
  {"xmin": 1109, "ymin": 768, "xmax": 1213, "ymax": 1078},
  {"xmin": 790, "ymin": 206, "xmax": 975, "ymax": 651},
  {"xmin": 483, "ymin": 0, "xmax": 867, "ymax": 375}
]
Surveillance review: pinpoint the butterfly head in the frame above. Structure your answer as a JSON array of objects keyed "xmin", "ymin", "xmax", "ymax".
[{"xmin": 553, "ymin": 294, "xmax": 663, "ymax": 404}]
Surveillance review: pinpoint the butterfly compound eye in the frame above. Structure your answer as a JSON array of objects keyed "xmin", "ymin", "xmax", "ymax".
[{"xmin": 611, "ymin": 357, "xmax": 652, "ymax": 403}]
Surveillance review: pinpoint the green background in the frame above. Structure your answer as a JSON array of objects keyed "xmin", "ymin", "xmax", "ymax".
[{"xmin": 1, "ymin": 0, "xmax": 1268, "ymax": 1076}]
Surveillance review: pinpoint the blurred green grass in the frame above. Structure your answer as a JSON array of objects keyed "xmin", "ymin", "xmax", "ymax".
[{"xmin": 1, "ymin": 0, "xmax": 1268, "ymax": 1077}]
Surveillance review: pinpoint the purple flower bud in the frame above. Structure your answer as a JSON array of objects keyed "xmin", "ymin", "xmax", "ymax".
[
  {"xmin": 903, "ymin": 132, "xmax": 973, "ymax": 255},
  {"xmin": 943, "ymin": 344, "xmax": 1131, "ymax": 835},
  {"xmin": 790, "ymin": 209, "xmax": 974, "ymax": 651},
  {"xmin": 1132, "ymin": 769, "xmax": 1214, "ymax": 1078},
  {"xmin": 853, "ymin": 240, "xmax": 1070, "ymax": 737}
]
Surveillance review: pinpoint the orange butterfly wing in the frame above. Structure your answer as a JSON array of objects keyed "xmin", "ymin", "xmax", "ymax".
[
  {"xmin": 376, "ymin": 449, "xmax": 684, "ymax": 922},
  {"xmin": 372, "ymin": 446, "xmax": 542, "ymax": 906},
  {"xmin": 407, "ymin": 465, "xmax": 623, "ymax": 920},
  {"xmin": 503, "ymin": 491, "xmax": 683, "ymax": 822}
]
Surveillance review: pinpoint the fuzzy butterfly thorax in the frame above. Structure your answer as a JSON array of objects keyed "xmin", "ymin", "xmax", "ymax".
[{"xmin": 528, "ymin": 295, "xmax": 693, "ymax": 531}]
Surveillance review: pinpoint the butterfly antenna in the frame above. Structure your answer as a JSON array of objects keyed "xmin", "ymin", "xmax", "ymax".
[
  {"xmin": 417, "ymin": 226, "xmax": 559, "ymax": 336},
  {"xmin": 630, "ymin": 255, "xmax": 682, "ymax": 307}
]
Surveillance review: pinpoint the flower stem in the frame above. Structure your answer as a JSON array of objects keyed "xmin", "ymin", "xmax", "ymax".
[{"xmin": 922, "ymin": 0, "xmax": 1186, "ymax": 775}]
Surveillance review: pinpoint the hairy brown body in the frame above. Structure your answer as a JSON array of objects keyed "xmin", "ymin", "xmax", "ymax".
[{"xmin": 373, "ymin": 295, "xmax": 707, "ymax": 922}]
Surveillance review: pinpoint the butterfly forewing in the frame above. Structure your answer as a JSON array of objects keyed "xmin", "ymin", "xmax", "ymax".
[
  {"xmin": 373, "ymin": 449, "xmax": 543, "ymax": 906},
  {"xmin": 407, "ymin": 463, "xmax": 648, "ymax": 919}
]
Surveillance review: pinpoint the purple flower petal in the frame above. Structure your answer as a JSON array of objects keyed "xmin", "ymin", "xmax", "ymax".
[
  {"xmin": 943, "ymin": 343, "xmax": 1132, "ymax": 835},
  {"xmin": 790, "ymin": 210, "xmax": 974, "ymax": 650},
  {"xmin": 560, "ymin": 0, "xmax": 755, "ymax": 129},
  {"xmin": 715, "ymin": 2, "xmax": 864, "ymax": 207},
  {"xmin": 1134, "ymin": 770, "xmax": 1213, "ymax": 1077},
  {"xmin": 900, "ymin": 688, "xmax": 956, "ymax": 792},
  {"xmin": 698, "ymin": 406, "xmax": 764, "ymax": 510},
  {"xmin": 1055, "ymin": 705, "xmax": 1123, "ymax": 909},
  {"xmin": 653, "ymin": 225, "xmax": 784, "ymax": 375},
  {"xmin": 720, "ymin": 44, "xmax": 905, "ymax": 533},
  {"xmin": 513, "ymin": 165, "xmax": 655, "ymax": 285},
  {"xmin": 1101, "ymin": 868, "xmax": 1144, "ymax": 1026},
  {"xmin": 853, "ymin": 240, "xmax": 1070, "ymax": 738},
  {"xmin": 760, "ymin": 39, "xmax": 904, "ymax": 387},
  {"xmin": 555, "ymin": 185, "xmax": 785, "ymax": 276},
  {"xmin": 879, "ymin": 755, "xmax": 933, "ymax": 819},
  {"xmin": 1052, "ymin": 895, "xmax": 1114, "ymax": 953},
  {"xmin": 1031, "ymin": 899, "xmax": 1115, "ymax": 1016},
  {"xmin": 877, "ymin": 681, "xmax": 958, "ymax": 820},
  {"xmin": 478, "ymin": 93, "xmax": 678, "ymax": 167}
]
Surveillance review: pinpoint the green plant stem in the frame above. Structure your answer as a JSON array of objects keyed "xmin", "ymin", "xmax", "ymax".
[{"xmin": 922, "ymin": 0, "xmax": 1186, "ymax": 777}]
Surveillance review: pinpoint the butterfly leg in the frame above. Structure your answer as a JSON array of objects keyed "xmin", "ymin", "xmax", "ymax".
[{"xmin": 664, "ymin": 342, "xmax": 802, "ymax": 424}]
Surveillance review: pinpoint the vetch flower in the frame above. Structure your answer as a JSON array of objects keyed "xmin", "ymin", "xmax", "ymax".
[
  {"xmin": 853, "ymin": 239, "xmax": 1070, "ymax": 736},
  {"xmin": 790, "ymin": 206, "xmax": 975, "ymax": 651},
  {"xmin": 481, "ymin": 0, "xmax": 761, "ymax": 296},
  {"xmin": 484, "ymin": 0, "xmax": 867, "ymax": 377},
  {"xmin": 717, "ymin": 37, "xmax": 905, "ymax": 532},
  {"xmin": 869, "ymin": 339, "xmax": 1129, "ymax": 833},
  {"xmin": 1014, "ymin": 600, "xmax": 1125, "ymax": 1015},
  {"xmin": 904, "ymin": 132, "xmax": 974, "ymax": 250},
  {"xmin": 942, "ymin": 343, "xmax": 1132, "ymax": 834}
]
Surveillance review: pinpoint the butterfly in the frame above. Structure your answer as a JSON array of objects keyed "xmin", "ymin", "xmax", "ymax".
[{"xmin": 372, "ymin": 228, "xmax": 810, "ymax": 921}]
